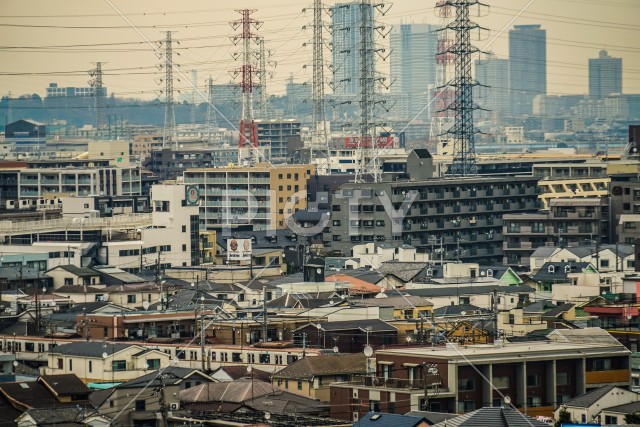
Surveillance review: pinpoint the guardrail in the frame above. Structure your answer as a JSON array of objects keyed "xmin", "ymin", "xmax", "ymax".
[{"xmin": 0, "ymin": 213, "xmax": 153, "ymax": 235}]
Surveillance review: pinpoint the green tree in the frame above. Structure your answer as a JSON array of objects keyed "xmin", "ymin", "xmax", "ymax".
[
  {"xmin": 555, "ymin": 407, "xmax": 571, "ymax": 427},
  {"xmin": 625, "ymin": 412, "xmax": 640, "ymax": 424}
]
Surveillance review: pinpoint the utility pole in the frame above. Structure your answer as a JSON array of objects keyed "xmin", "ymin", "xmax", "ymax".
[
  {"xmin": 206, "ymin": 75, "xmax": 218, "ymax": 145},
  {"xmin": 262, "ymin": 286, "xmax": 268, "ymax": 344},
  {"xmin": 200, "ymin": 297, "xmax": 206, "ymax": 373},
  {"xmin": 492, "ymin": 288, "xmax": 498, "ymax": 341},
  {"xmin": 155, "ymin": 251, "xmax": 163, "ymax": 311}
]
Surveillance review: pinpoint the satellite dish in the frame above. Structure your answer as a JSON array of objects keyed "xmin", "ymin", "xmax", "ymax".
[
  {"xmin": 363, "ymin": 345, "xmax": 373, "ymax": 357},
  {"xmin": 333, "ymin": 346, "xmax": 339, "ymax": 353},
  {"xmin": 12, "ymin": 361, "xmax": 18, "ymax": 367},
  {"xmin": 102, "ymin": 352, "xmax": 108, "ymax": 359},
  {"xmin": 504, "ymin": 396, "xmax": 511, "ymax": 405},
  {"xmin": 460, "ymin": 311, "xmax": 467, "ymax": 316},
  {"xmin": 264, "ymin": 412, "xmax": 271, "ymax": 420},
  {"xmin": 142, "ymin": 301, "xmax": 150, "ymax": 310},
  {"xmin": 315, "ymin": 323, "xmax": 322, "ymax": 330},
  {"xmin": 329, "ymin": 300, "xmax": 335, "ymax": 305},
  {"xmin": 247, "ymin": 365, "xmax": 253, "ymax": 373}
]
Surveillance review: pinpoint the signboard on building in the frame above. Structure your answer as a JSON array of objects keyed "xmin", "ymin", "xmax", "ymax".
[
  {"xmin": 227, "ymin": 238, "xmax": 252, "ymax": 261},
  {"xmin": 185, "ymin": 185, "xmax": 200, "ymax": 206}
]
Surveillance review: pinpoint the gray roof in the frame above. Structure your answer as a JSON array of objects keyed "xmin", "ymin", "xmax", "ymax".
[
  {"xmin": 602, "ymin": 400, "xmax": 640, "ymax": 414},
  {"xmin": 68, "ymin": 301, "xmax": 130, "ymax": 313},
  {"xmin": 406, "ymin": 411, "xmax": 458, "ymax": 425},
  {"xmin": 352, "ymin": 296, "xmax": 432, "ymax": 310},
  {"xmin": 357, "ymin": 411, "xmax": 426, "ymax": 427},
  {"xmin": 324, "ymin": 267, "xmax": 384, "ymax": 284},
  {"xmin": 92, "ymin": 265, "xmax": 145, "ymax": 283},
  {"xmin": 378, "ymin": 262, "xmax": 431, "ymax": 282},
  {"xmin": 562, "ymin": 384, "xmax": 618, "ymax": 408},
  {"xmin": 431, "ymin": 406, "xmax": 550, "ymax": 427},
  {"xmin": 529, "ymin": 246, "xmax": 559, "ymax": 259},
  {"xmin": 531, "ymin": 262, "xmax": 592, "ymax": 283},
  {"xmin": 434, "ymin": 304, "xmax": 489, "ymax": 316},
  {"xmin": 118, "ymin": 367, "xmax": 207, "ymax": 389},
  {"xmin": 405, "ymin": 285, "xmax": 535, "ymax": 298},
  {"xmin": 0, "ymin": 266, "xmax": 43, "ymax": 281},
  {"xmin": 542, "ymin": 303, "xmax": 574, "ymax": 318},
  {"xmin": 302, "ymin": 319, "xmax": 397, "ymax": 333},
  {"xmin": 50, "ymin": 342, "xmax": 133, "ymax": 358},
  {"xmin": 49, "ymin": 265, "xmax": 98, "ymax": 277}
]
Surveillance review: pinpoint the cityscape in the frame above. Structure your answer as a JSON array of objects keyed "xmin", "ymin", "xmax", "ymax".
[{"xmin": 0, "ymin": 0, "xmax": 639, "ymax": 426}]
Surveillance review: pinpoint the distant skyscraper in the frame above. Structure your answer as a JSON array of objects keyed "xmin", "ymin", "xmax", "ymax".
[
  {"xmin": 332, "ymin": 2, "xmax": 374, "ymax": 97},
  {"xmin": 390, "ymin": 23, "xmax": 439, "ymax": 121},
  {"xmin": 474, "ymin": 53, "xmax": 509, "ymax": 119},
  {"xmin": 509, "ymin": 24, "xmax": 546, "ymax": 116},
  {"xmin": 589, "ymin": 50, "xmax": 622, "ymax": 98}
]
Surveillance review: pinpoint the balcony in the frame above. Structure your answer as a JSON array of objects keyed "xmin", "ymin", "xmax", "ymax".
[
  {"xmin": 586, "ymin": 369, "xmax": 629, "ymax": 385},
  {"xmin": 348, "ymin": 375, "xmax": 443, "ymax": 391}
]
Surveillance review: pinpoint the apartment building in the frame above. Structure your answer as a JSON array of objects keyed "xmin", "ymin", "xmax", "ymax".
[
  {"xmin": 183, "ymin": 163, "xmax": 315, "ymax": 230},
  {"xmin": 329, "ymin": 329, "xmax": 630, "ymax": 422},
  {"xmin": 502, "ymin": 198, "xmax": 610, "ymax": 266},
  {"xmin": 323, "ymin": 175, "xmax": 540, "ymax": 264}
]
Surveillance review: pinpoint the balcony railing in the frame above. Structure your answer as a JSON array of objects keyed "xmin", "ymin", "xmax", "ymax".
[{"xmin": 347, "ymin": 375, "xmax": 443, "ymax": 390}]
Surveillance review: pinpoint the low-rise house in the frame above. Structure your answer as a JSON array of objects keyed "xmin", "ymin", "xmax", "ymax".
[
  {"xmin": 272, "ymin": 353, "xmax": 366, "ymax": 402},
  {"xmin": 202, "ymin": 280, "xmax": 281, "ymax": 308},
  {"xmin": 210, "ymin": 365, "xmax": 271, "ymax": 383},
  {"xmin": 599, "ymin": 401, "xmax": 640, "ymax": 426},
  {"xmin": 526, "ymin": 261, "xmax": 598, "ymax": 294},
  {"xmin": 330, "ymin": 328, "xmax": 631, "ymax": 421},
  {"xmin": 46, "ymin": 265, "xmax": 101, "ymax": 288},
  {"xmin": 352, "ymin": 296, "xmax": 433, "ymax": 320},
  {"xmin": 294, "ymin": 319, "xmax": 398, "ymax": 353},
  {"xmin": 244, "ymin": 390, "xmax": 328, "ymax": 417},
  {"xmin": 553, "ymin": 385, "xmax": 640, "ymax": 425},
  {"xmin": 97, "ymin": 366, "xmax": 214, "ymax": 426},
  {"xmin": 404, "ymin": 285, "xmax": 534, "ymax": 311},
  {"xmin": 42, "ymin": 342, "xmax": 171, "ymax": 383}
]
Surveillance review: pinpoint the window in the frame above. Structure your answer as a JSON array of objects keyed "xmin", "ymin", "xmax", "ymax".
[
  {"xmin": 333, "ymin": 220, "xmax": 341, "ymax": 226},
  {"xmin": 182, "ymin": 244, "xmax": 187, "ymax": 251},
  {"xmin": 370, "ymin": 400, "xmax": 380, "ymax": 412},
  {"xmin": 112, "ymin": 360, "xmax": 127, "ymax": 371},
  {"xmin": 457, "ymin": 400, "xmax": 475, "ymax": 412},
  {"xmin": 333, "ymin": 235, "xmax": 341, "ymax": 241},
  {"xmin": 69, "ymin": 359, "xmax": 73, "ymax": 370},
  {"xmin": 375, "ymin": 220, "xmax": 385, "ymax": 226},
  {"xmin": 547, "ymin": 265, "xmax": 555, "ymax": 274},
  {"xmin": 64, "ymin": 278, "xmax": 73, "ymax": 286},
  {"xmin": 127, "ymin": 295, "xmax": 136, "ymax": 304},
  {"xmin": 556, "ymin": 372, "xmax": 571, "ymax": 385},
  {"xmin": 297, "ymin": 381, "xmax": 303, "ymax": 390},
  {"xmin": 88, "ymin": 361, "xmax": 93, "ymax": 372},
  {"xmin": 526, "ymin": 396, "xmax": 541, "ymax": 407},
  {"xmin": 592, "ymin": 358, "xmax": 612, "ymax": 371},
  {"xmin": 147, "ymin": 359, "xmax": 160, "ymax": 370},
  {"xmin": 600, "ymin": 259, "xmax": 610, "ymax": 268},
  {"xmin": 493, "ymin": 376, "xmax": 509, "ymax": 389},
  {"xmin": 605, "ymin": 415, "xmax": 618, "ymax": 425},
  {"xmin": 57, "ymin": 358, "xmax": 63, "ymax": 369},
  {"xmin": 526, "ymin": 374, "xmax": 540, "ymax": 387},
  {"xmin": 135, "ymin": 400, "xmax": 146, "ymax": 411},
  {"xmin": 458, "ymin": 378, "xmax": 475, "ymax": 391},
  {"xmin": 182, "ymin": 225, "xmax": 186, "ymax": 232}
]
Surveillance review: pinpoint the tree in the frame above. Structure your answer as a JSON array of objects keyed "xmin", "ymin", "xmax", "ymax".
[
  {"xmin": 625, "ymin": 412, "xmax": 640, "ymax": 424},
  {"xmin": 555, "ymin": 406, "xmax": 571, "ymax": 427}
]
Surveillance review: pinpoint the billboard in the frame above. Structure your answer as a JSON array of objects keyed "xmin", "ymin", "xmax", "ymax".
[{"xmin": 227, "ymin": 238, "xmax": 252, "ymax": 261}]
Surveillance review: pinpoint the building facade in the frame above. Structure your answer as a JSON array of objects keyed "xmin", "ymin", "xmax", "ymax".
[
  {"xmin": 390, "ymin": 23, "xmax": 439, "ymax": 122},
  {"xmin": 184, "ymin": 164, "xmax": 314, "ymax": 230},
  {"xmin": 509, "ymin": 24, "xmax": 547, "ymax": 116},
  {"xmin": 589, "ymin": 50, "xmax": 622, "ymax": 99},
  {"xmin": 474, "ymin": 53, "xmax": 510, "ymax": 120}
]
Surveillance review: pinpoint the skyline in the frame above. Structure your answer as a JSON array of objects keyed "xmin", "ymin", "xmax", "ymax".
[{"xmin": 0, "ymin": 0, "xmax": 638, "ymax": 101}]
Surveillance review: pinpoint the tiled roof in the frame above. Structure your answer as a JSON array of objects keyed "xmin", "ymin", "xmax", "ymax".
[
  {"xmin": 530, "ymin": 262, "xmax": 592, "ymax": 282},
  {"xmin": 49, "ymin": 265, "xmax": 98, "ymax": 277},
  {"xmin": 50, "ymin": 342, "xmax": 133, "ymax": 358},
  {"xmin": 0, "ymin": 381, "xmax": 59, "ymax": 410},
  {"xmin": 118, "ymin": 367, "xmax": 207, "ymax": 389},
  {"xmin": 405, "ymin": 285, "xmax": 535, "ymax": 298},
  {"xmin": 179, "ymin": 378, "xmax": 273, "ymax": 403},
  {"xmin": 39, "ymin": 374, "xmax": 90, "ymax": 397},
  {"xmin": 310, "ymin": 318, "xmax": 397, "ymax": 333},
  {"xmin": 562, "ymin": 384, "xmax": 618, "ymax": 408},
  {"xmin": 272, "ymin": 353, "xmax": 366, "ymax": 379},
  {"xmin": 352, "ymin": 295, "xmax": 432, "ymax": 309},
  {"xmin": 434, "ymin": 304, "xmax": 488, "ymax": 316},
  {"xmin": 603, "ymin": 400, "xmax": 640, "ymax": 414},
  {"xmin": 378, "ymin": 262, "xmax": 431, "ymax": 282},
  {"xmin": 431, "ymin": 406, "xmax": 550, "ymax": 427},
  {"xmin": 356, "ymin": 411, "xmax": 427, "ymax": 427}
]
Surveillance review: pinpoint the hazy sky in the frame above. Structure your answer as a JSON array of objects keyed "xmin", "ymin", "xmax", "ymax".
[{"xmin": 0, "ymin": 0, "xmax": 638, "ymax": 100}]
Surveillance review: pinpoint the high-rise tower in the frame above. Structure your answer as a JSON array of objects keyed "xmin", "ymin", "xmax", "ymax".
[
  {"xmin": 474, "ymin": 53, "xmax": 509, "ymax": 120},
  {"xmin": 589, "ymin": 50, "xmax": 622, "ymax": 99},
  {"xmin": 390, "ymin": 23, "xmax": 439, "ymax": 122},
  {"xmin": 509, "ymin": 24, "xmax": 546, "ymax": 117}
]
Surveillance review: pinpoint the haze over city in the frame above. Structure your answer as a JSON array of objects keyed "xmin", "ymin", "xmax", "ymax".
[{"xmin": 1, "ymin": 0, "xmax": 638, "ymax": 99}]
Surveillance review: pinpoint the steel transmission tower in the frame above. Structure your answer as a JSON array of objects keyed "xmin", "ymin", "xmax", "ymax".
[
  {"xmin": 206, "ymin": 75, "xmax": 218, "ymax": 144},
  {"xmin": 88, "ymin": 62, "xmax": 106, "ymax": 138},
  {"xmin": 354, "ymin": 0, "xmax": 391, "ymax": 184},
  {"xmin": 158, "ymin": 31, "xmax": 178, "ymax": 148},
  {"xmin": 256, "ymin": 38, "xmax": 275, "ymax": 119},
  {"xmin": 436, "ymin": 0, "xmax": 487, "ymax": 176},
  {"xmin": 308, "ymin": 0, "xmax": 331, "ymax": 175},
  {"xmin": 230, "ymin": 9, "xmax": 262, "ymax": 163}
]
